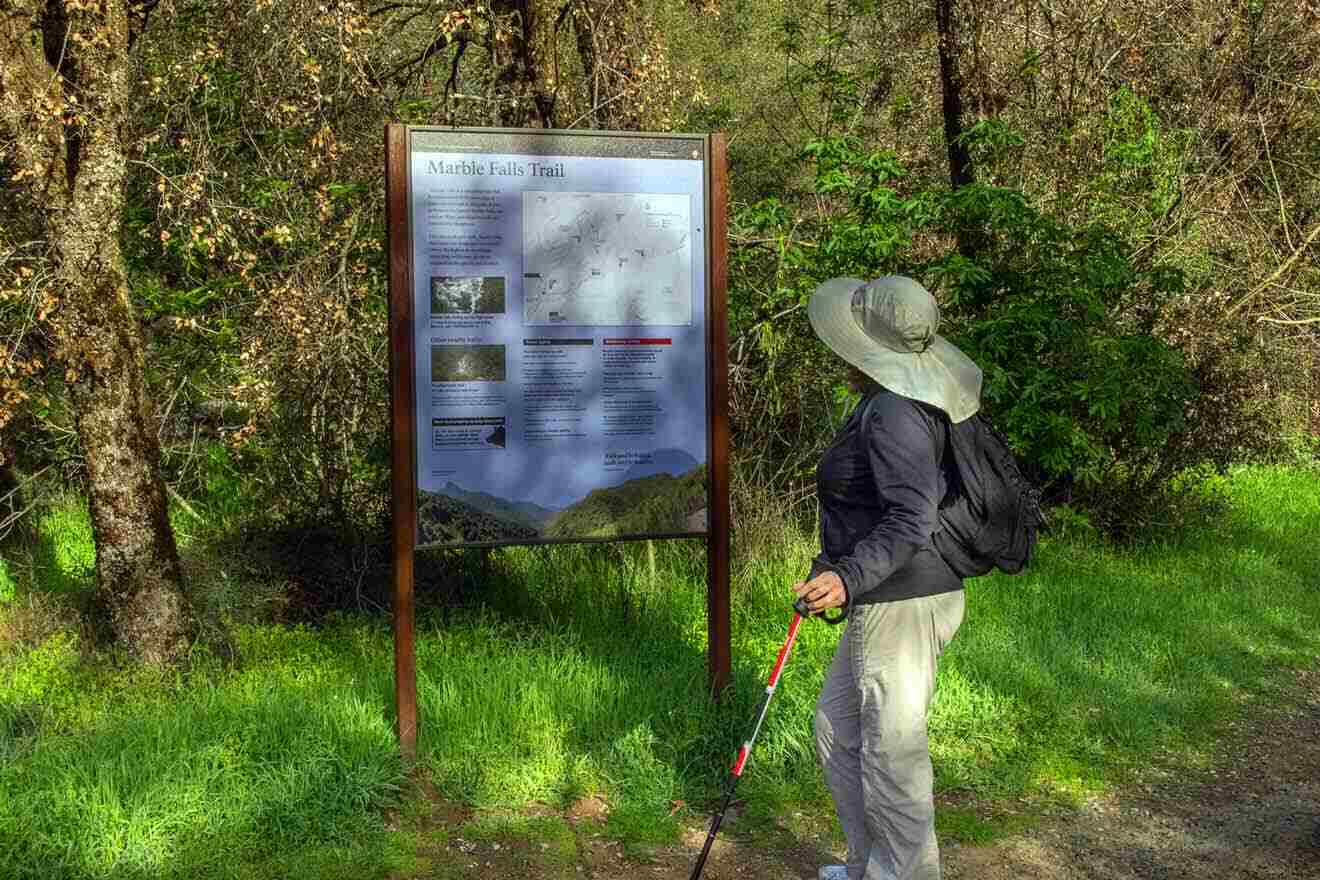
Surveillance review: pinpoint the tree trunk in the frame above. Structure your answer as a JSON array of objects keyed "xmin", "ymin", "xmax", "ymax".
[
  {"xmin": 571, "ymin": 0, "xmax": 642, "ymax": 130},
  {"xmin": 935, "ymin": 0, "xmax": 974, "ymax": 190},
  {"xmin": 496, "ymin": 0, "xmax": 561, "ymax": 127},
  {"xmin": 0, "ymin": 0, "xmax": 192, "ymax": 663}
]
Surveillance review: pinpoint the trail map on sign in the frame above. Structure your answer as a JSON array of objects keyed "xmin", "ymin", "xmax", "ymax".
[{"xmin": 523, "ymin": 191, "xmax": 692, "ymax": 326}]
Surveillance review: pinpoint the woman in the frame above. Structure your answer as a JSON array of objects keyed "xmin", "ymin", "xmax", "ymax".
[{"xmin": 792, "ymin": 275, "xmax": 983, "ymax": 880}]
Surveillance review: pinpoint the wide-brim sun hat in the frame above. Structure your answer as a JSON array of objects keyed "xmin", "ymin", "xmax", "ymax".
[{"xmin": 808, "ymin": 275, "xmax": 983, "ymax": 423}]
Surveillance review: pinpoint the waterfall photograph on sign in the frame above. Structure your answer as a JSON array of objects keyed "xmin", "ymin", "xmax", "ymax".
[
  {"xmin": 429, "ymin": 344, "xmax": 506, "ymax": 383},
  {"xmin": 429, "ymin": 275, "xmax": 506, "ymax": 315}
]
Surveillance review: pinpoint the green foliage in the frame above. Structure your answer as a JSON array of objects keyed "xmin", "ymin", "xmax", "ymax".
[
  {"xmin": 1087, "ymin": 87, "xmax": 1191, "ymax": 238},
  {"xmin": 731, "ymin": 133, "xmax": 1203, "ymax": 530},
  {"xmin": 935, "ymin": 807, "xmax": 1019, "ymax": 845},
  {"xmin": 777, "ymin": 0, "xmax": 889, "ymax": 134},
  {"xmin": 602, "ymin": 724, "xmax": 684, "ymax": 849},
  {"xmin": 34, "ymin": 494, "xmax": 96, "ymax": 595},
  {"xmin": 2, "ymin": 630, "xmax": 80, "ymax": 710},
  {"xmin": 418, "ymin": 491, "xmax": 539, "ymax": 546},
  {"xmin": 800, "ymin": 137, "xmax": 923, "ymax": 271},
  {"xmin": 929, "ymin": 182, "xmax": 1196, "ymax": 491},
  {"xmin": 0, "ymin": 621, "xmax": 405, "ymax": 880},
  {"xmin": 0, "ymin": 559, "xmax": 14, "ymax": 605},
  {"xmin": 133, "ymin": 275, "xmax": 239, "ymax": 324},
  {"xmin": 195, "ymin": 443, "xmax": 248, "ymax": 526}
]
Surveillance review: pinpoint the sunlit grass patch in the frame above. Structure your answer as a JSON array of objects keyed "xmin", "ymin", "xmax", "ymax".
[
  {"xmin": 21, "ymin": 491, "xmax": 96, "ymax": 596},
  {"xmin": 935, "ymin": 807, "xmax": 1000, "ymax": 845},
  {"xmin": 0, "ymin": 624, "xmax": 404, "ymax": 880},
  {"xmin": 233, "ymin": 833, "xmax": 422, "ymax": 880},
  {"xmin": 930, "ymin": 464, "xmax": 1320, "ymax": 802}
]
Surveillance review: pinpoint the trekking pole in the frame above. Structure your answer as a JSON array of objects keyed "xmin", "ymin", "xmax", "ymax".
[{"xmin": 687, "ymin": 598, "xmax": 814, "ymax": 880}]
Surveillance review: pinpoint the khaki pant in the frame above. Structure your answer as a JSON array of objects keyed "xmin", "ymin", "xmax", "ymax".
[{"xmin": 814, "ymin": 591, "xmax": 965, "ymax": 880}]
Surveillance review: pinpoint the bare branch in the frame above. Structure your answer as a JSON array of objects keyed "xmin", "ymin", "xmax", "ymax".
[
  {"xmin": 367, "ymin": 1, "xmax": 428, "ymax": 16},
  {"xmin": 1227, "ymin": 219, "xmax": 1320, "ymax": 319},
  {"xmin": 381, "ymin": 29, "xmax": 453, "ymax": 87},
  {"xmin": 443, "ymin": 35, "xmax": 468, "ymax": 107},
  {"xmin": 1258, "ymin": 112, "xmax": 1294, "ymax": 252},
  {"xmin": 1256, "ymin": 315, "xmax": 1320, "ymax": 326}
]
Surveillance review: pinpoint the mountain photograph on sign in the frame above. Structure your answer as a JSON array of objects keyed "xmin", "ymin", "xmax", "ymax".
[
  {"xmin": 542, "ymin": 463, "xmax": 707, "ymax": 540},
  {"xmin": 417, "ymin": 457, "xmax": 707, "ymax": 547},
  {"xmin": 417, "ymin": 489, "xmax": 540, "ymax": 546},
  {"xmin": 617, "ymin": 448, "xmax": 699, "ymax": 483},
  {"xmin": 437, "ymin": 481, "xmax": 559, "ymax": 530}
]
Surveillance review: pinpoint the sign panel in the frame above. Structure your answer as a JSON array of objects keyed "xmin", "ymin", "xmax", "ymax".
[{"xmin": 406, "ymin": 129, "xmax": 711, "ymax": 548}]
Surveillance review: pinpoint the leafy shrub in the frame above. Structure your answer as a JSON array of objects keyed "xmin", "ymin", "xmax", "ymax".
[
  {"xmin": 728, "ymin": 134, "xmax": 1238, "ymax": 537},
  {"xmin": 926, "ymin": 182, "xmax": 1201, "ymax": 533}
]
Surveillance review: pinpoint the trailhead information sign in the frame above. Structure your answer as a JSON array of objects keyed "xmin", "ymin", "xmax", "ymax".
[{"xmin": 405, "ymin": 128, "xmax": 712, "ymax": 548}]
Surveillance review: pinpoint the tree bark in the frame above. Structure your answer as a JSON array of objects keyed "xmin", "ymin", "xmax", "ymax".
[
  {"xmin": 935, "ymin": 0, "xmax": 975, "ymax": 190},
  {"xmin": 0, "ymin": 0, "xmax": 191, "ymax": 663},
  {"xmin": 495, "ymin": 0, "xmax": 561, "ymax": 127},
  {"xmin": 571, "ymin": 0, "xmax": 642, "ymax": 130}
]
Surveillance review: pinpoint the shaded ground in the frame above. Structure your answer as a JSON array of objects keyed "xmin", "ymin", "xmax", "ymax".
[
  {"xmin": 405, "ymin": 667, "xmax": 1320, "ymax": 880},
  {"xmin": 944, "ymin": 668, "xmax": 1320, "ymax": 880}
]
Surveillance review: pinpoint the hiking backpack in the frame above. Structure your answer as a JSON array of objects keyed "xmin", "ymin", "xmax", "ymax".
[{"xmin": 932, "ymin": 412, "xmax": 1047, "ymax": 579}]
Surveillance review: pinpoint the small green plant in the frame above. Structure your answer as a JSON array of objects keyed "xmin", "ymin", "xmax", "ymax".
[
  {"xmin": 34, "ymin": 494, "xmax": 95, "ymax": 595},
  {"xmin": 1086, "ymin": 86, "xmax": 1192, "ymax": 241},
  {"xmin": 0, "ymin": 559, "xmax": 15, "ymax": 605},
  {"xmin": 936, "ymin": 807, "xmax": 1008, "ymax": 845}
]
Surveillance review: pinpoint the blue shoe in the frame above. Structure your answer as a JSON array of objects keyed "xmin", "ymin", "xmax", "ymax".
[{"xmin": 817, "ymin": 866, "xmax": 849, "ymax": 880}]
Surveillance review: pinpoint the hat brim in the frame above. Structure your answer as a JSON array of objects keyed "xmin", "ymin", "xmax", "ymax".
[{"xmin": 808, "ymin": 277, "xmax": 983, "ymax": 423}]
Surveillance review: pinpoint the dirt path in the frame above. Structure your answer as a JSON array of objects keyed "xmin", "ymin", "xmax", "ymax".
[
  {"xmin": 418, "ymin": 668, "xmax": 1320, "ymax": 880},
  {"xmin": 943, "ymin": 668, "xmax": 1320, "ymax": 880},
  {"xmin": 653, "ymin": 667, "xmax": 1320, "ymax": 879}
]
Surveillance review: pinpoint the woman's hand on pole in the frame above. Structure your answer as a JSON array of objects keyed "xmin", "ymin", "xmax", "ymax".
[{"xmin": 792, "ymin": 571, "xmax": 848, "ymax": 614}]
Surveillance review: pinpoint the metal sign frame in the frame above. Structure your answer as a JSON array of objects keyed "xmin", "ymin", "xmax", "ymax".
[{"xmin": 384, "ymin": 124, "xmax": 731, "ymax": 759}]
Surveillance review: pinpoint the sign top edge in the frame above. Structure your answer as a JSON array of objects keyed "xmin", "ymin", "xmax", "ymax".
[
  {"xmin": 406, "ymin": 127, "xmax": 709, "ymax": 161},
  {"xmin": 405, "ymin": 125, "xmax": 708, "ymax": 139}
]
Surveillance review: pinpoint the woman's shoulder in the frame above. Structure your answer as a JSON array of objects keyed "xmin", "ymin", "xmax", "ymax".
[
  {"xmin": 860, "ymin": 387, "xmax": 955, "ymax": 451},
  {"xmin": 863, "ymin": 387, "xmax": 946, "ymax": 428}
]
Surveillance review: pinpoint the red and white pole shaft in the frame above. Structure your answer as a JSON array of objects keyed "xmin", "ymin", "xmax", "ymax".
[
  {"xmin": 688, "ymin": 609, "xmax": 807, "ymax": 880},
  {"xmin": 730, "ymin": 611, "xmax": 803, "ymax": 778}
]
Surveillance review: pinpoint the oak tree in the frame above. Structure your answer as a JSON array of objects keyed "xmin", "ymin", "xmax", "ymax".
[{"xmin": 0, "ymin": 0, "xmax": 192, "ymax": 662}]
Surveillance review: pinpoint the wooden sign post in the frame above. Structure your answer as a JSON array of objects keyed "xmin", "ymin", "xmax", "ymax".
[
  {"xmin": 705, "ymin": 132, "xmax": 732, "ymax": 697},
  {"xmin": 385, "ymin": 124, "xmax": 420, "ymax": 759}
]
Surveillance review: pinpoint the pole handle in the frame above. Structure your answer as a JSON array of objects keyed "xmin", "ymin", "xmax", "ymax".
[{"xmin": 793, "ymin": 596, "xmax": 848, "ymax": 624}]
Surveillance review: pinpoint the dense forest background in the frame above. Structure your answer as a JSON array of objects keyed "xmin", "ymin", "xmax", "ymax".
[{"xmin": 2, "ymin": 0, "xmax": 1319, "ymax": 661}]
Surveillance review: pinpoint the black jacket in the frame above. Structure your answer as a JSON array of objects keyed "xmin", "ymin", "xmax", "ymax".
[{"xmin": 808, "ymin": 387, "xmax": 963, "ymax": 606}]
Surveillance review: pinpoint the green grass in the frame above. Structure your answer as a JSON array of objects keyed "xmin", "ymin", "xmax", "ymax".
[
  {"xmin": 0, "ymin": 625, "xmax": 406, "ymax": 879},
  {"xmin": 2, "ymin": 465, "xmax": 1319, "ymax": 878}
]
